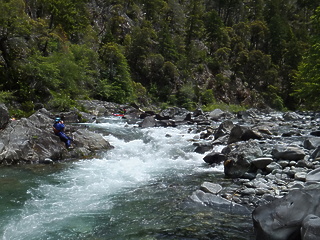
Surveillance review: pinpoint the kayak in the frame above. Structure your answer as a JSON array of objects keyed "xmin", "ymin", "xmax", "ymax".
[{"xmin": 112, "ymin": 113, "xmax": 125, "ymax": 117}]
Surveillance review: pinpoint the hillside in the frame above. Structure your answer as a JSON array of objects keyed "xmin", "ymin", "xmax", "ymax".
[{"xmin": 0, "ymin": 0, "xmax": 320, "ymax": 116}]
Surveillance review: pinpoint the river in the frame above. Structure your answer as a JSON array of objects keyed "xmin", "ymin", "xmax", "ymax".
[{"xmin": 0, "ymin": 117, "xmax": 255, "ymax": 240}]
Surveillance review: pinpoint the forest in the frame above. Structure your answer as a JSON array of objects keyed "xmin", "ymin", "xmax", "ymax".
[{"xmin": 0, "ymin": 0, "xmax": 320, "ymax": 116}]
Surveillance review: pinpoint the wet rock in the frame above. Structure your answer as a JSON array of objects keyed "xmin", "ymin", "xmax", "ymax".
[
  {"xmin": 237, "ymin": 108, "xmax": 259, "ymax": 122},
  {"xmin": 252, "ymin": 157, "xmax": 273, "ymax": 169},
  {"xmin": 306, "ymin": 168, "xmax": 320, "ymax": 183},
  {"xmin": 193, "ymin": 142, "xmax": 213, "ymax": 154},
  {"xmin": 304, "ymin": 137, "xmax": 320, "ymax": 150},
  {"xmin": 223, "ymin": 141, "xmax": 263, "ymax": 178},
  {"xmin": 310, "ymin": 146, "xmax": 320, "ymax": 160},
  {"xmin": 265, "ymin": 162, "xmax": 282, "ymax": 173},
  {"xmin": 228, "ymin": 125, "xmax": 263, "ymax": 144},
  {"xmin": 200, "ymin": 182, "xmax": 222, "ymax": 194},
  {"xmin": 203, "ymin": 152, "xmax": 226, "ymax": 165},
  {"xmin": 294, "ymin": 172, "xmax": 307, "ymax": 181},
  {"xmin": 272, "ymin": 145, "xmax": 306, "ymax": 161},
  {"xmin": 252, "ymin": 185, "xmax": 320, "ymax": 240},
  {"xmin": 42, "ymin": 158, "xmax": 54, "ymax": 164},
  {"xmin": 214, "ymin": 120, "xmax": 234, "ymax": 140},
  {"xmin": 310, "ymin": 131, "xmax": 320, "ymax": 137},
  {"xmin": 190, "ymin": 190, "xmax": 251, "ymax": 215},
  {"xmin": 301, "ymin": 214, "xmax": 320, "ymax": 240},
  {"xmin": 208, "ymin": 108, "xmax": 226, "ymax": 121},
  {"xmin": 139, "ymin": 116, "xmax": 157, "ymax": 128},
  {"xmin": 283, "ymin": 111, "xmax": 303, "ymax": 121}
]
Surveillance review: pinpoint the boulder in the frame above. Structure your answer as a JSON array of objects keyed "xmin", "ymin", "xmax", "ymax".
[
  {"xmin": 214, "ymin": 120, "xmax": 234, "ymax": 140},
  {"xmin": 301, "ymin": 214, "xmax": 320, "ymax": 240},
  {"xmin": 228, "ymin": 124, "xmax": 263, "ymax": 144},
  {"xmin": 193, "ymin": 142, "xmax": 213, "ymax": 154},
  {"xmin": 139, "ymin": 116, "xmax": 157, "ymax": 128},
  {"xmin": 159, "ymin": 107, "xmax": 189, "ymax": 121},
  {"xmin": 252, "ymin": 157, "xmax": 273, "ymax": 169},
  {"xmin": 200, "ymin": 182, "xmax": 223, "ymax": 194},
  {"xmin": 190, "ymin": 190, "xmax": 250, "ymax": 214},
  {"xmin": 283, "ymin": 111, "xmax": 302, "ymax": 121},
  {"xmin": 0, "ymin": 108, "xmax": 113, "ymax": 164},
  {"xmin": 223, "ymin": 141, "xmax": 263, "ymax": 178},
  {"xmin": 208, "ymin": 108, "xmax": 226, "ymax": 121},
  {"xmin": 310, "ymin": 131, "xmax": 320, "ymax": 137},
  {"xmin": 237, "ymin": 108, "xmax": 259, "ymax": 121},
  {"xmin": 306, "ymin": 168, "xmax": 320, "ymax": 183},
  {"xmin": 203, "ymin": 151, "xmax": 226, "ymax": 165},
  {"xmin": 252, "ymin": 185, "xmax": 320, "ymax": 240},
  {"xmin": 265, "ymin": 162, "xmax": 282, "ymax": 173},
  {"xmin": 304, "ymin": 137, "xmax": 320, "ymax": 150},
  {"xmin": 310, "ymin": 146, "xmax": 320, "ymax": 160},
  {"xmin": 272, "ymin": 145, "xmax": 306, "ymax": 161}
]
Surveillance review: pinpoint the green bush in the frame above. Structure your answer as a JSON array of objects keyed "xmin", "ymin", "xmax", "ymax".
[{"xmin": 46, "ymin": 92, "xmax": 76, "ymax": 111}]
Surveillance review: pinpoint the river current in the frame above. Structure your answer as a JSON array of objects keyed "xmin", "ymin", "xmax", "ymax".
[{"xmin": 0, "ymin": 117, "xmax": 254, "ymax": 239}]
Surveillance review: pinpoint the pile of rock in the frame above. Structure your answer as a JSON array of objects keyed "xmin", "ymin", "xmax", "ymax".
[
  {"xmin": 184, "ymin": 108, "xmax": 320, "ymax": 240},
  {"xmin": 0, "ymin": 106, "xmax": 113, "ymax": 164}
]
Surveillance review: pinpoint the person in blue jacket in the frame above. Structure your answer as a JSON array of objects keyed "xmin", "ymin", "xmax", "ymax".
[{"xmin": 53, "ymin": 117, "xmax": 73, "ymax": 149}]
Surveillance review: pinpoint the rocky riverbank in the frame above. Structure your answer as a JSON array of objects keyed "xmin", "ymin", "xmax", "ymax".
[
  {"xmin": 138, "ymin": 106, "xmax": 320, "ymax": 239},
  {"xmin": 2, "ymin": 100, "xmax": 320, "ymax": 239}
]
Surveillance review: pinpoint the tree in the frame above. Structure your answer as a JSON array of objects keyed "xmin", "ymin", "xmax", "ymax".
[
  {"xmin": 98, "ymin": 43, "xmax": 133, "ymax": 103},
  {"xmin": 185, "ymin": 0, "xmax": 205, "ymax": 47},
  {"xmin": 126, "ymin": 21, "xmax": 157, "ymax": 85},
  {"xmin": 0, "ymin": 0, "xmax": 31, "ymax": 90},
  {"xmin": 293, "ymin": 7, "xmax": 320, "ymax": 110},
  {"xmin": 264, "ymin": 0, "xmax": 291, "ymax": 65}
]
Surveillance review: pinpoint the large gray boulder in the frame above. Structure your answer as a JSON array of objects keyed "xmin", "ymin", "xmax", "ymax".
[
  {"xmin": 304, "ymin": 137, "xmax": 320, "ymax": 150},
  {"xmin": 252, "ymin": 185, "xmax": 320, "ymax": 240},
  {"xmin": 272, "ymin": 145, "xmax": 306, "ymax": 161},
  {"xmin": 223, "ymin": 140, "xmax": 263, "ymax": 178},
  {"xmin": 203, "ymin": 151, "xmax": 226, "ymax": 165},
  {"xmin": 208, "ymin": 108, "xmax": 226, "ymax": 121},
  {"xmin": 139, "ymin": 115, "xmax": 157, "ymax": 128},
  {"xmin": 228, "ymin": 124, "xmax": 263, "ymax": 144},
  {"xmin": 301, "ymin": 214, "xmax": 320, "ymax": 240},
  {"xmin": 214, "ymin": 120, "xmax": 234, "ymax": 140},
  {"xmin": 0, "ymin": 108, "xmax": 112, "ymax": 164}
]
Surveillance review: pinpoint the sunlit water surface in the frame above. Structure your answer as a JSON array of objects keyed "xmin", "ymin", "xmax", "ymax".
[{"xmin": 0, "ymin": 118, "xmax": 254, "ymax": 239}]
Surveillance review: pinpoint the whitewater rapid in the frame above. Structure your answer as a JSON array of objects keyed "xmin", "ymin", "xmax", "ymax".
[{"xmin": 2, "ymin": 118, "xmax": 224, "ymax": 240}]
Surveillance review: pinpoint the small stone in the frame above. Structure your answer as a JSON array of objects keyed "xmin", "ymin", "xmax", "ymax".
[{"xmin": 200, "ymin": 182, "xmax": 223, "ymax": 194}]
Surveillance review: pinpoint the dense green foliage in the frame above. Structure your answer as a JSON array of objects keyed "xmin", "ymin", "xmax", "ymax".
[{"xmin": 0, "ymin": 0, "xmax": 319, "ymax": 114}]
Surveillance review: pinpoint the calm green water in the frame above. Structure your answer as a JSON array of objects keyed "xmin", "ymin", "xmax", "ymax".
[{"xmin": 0, "ymin": 118, "xmax": 254, "ymax": 240}]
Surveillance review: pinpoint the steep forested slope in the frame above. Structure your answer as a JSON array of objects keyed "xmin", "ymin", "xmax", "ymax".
[{"xmin": 0, "ymin": 0, "xmax": 319, "ymax": 115}]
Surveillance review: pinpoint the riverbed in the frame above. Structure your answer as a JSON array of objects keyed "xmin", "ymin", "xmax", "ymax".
[{"xmin": 0, "ymin": 117, "xmax": 255, "ymax": 239}]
